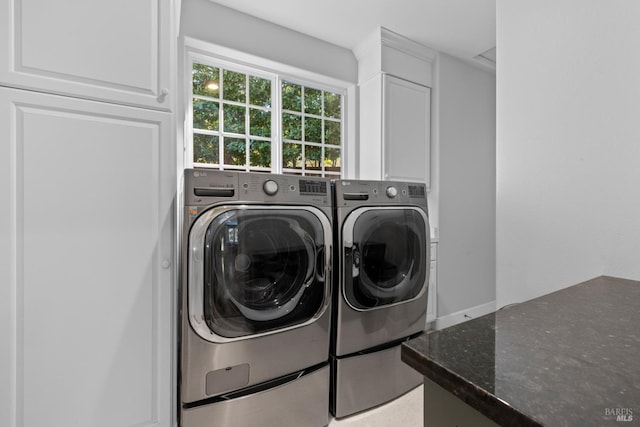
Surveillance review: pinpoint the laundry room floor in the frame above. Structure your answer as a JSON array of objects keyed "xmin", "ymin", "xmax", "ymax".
[{"xmin": 328, "ymin": 385, "xmax": 423, "ymax": 426}]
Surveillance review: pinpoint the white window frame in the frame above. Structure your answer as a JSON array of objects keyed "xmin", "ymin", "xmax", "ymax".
[
  {"xmin": 190, "ymin": 56, "xmax": 277, "ymax": 172},
  {"xmin": 183, "ymin": 37, "xmax": 355, "ymax": 178}
]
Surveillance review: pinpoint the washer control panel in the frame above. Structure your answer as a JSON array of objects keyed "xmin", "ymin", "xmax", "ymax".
[
  {"xmin": 263, "ymin": 179, "xmax": 279, "ymax": 195},
  {"xmin": 185, "ymin": 169, "xmax": 331, "ymax": 206}
]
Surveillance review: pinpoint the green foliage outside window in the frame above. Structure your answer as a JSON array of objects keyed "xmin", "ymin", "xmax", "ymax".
[{"xmin": 192, "ymin": 62, "xmax": 341, "ymax": 175}]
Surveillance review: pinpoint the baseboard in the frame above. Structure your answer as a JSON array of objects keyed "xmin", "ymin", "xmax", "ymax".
[{"xmin": 433, "ymin": 300, "xmax": 496, "ymax": 330}]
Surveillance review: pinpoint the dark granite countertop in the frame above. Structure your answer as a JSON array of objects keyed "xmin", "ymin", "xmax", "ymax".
[{"xmin": 402, "ymin": 276, "xmax": 640, "ymax": 426}]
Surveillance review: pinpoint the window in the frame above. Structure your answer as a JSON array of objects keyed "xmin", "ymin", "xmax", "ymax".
[
  {"xmin": 190, "ymin": 58, "xmax": 344, "ymax": 178},
  {"xmin": 281, "ymin": 81, "xmax": 341, "ymax": 177},
  {"xmin": 192, "ymin": 63, "xmax": 273, "ymax": 171}
]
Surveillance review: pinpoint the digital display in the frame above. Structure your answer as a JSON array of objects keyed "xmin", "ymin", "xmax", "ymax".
[
  {"xmin": 299, "ymin": 180, "xmax": 327, "ymax": 195},
  {"xmin": 408, "ymin": 185, "xmax": 426, "ymax": 198}
]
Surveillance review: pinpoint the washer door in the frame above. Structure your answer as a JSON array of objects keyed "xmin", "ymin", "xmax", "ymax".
[
  {"xmin": 188, "ymin": 206, "xmax": 332, "ymax": 341},
  {"xmin": 342, "ymin": 207, "xmax": 428, "ymax": 310}
]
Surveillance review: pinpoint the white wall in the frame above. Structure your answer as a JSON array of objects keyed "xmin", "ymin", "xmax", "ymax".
[
  {"xmin": 180, "ymin": 0, "xmax": 357, "ymax": 84},
  {"xmin": 433, "ymin": 53, "xmax": 496, "ymax": 320},
  {"xmin": 496, "ymin": 0, "xmax": 640, "ymax": 307}
]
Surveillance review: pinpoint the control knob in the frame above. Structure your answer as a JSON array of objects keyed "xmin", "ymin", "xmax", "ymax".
[
  {"xmin": 263, "ymin": 179, "xmax": 279, "ymax": 195},
  {"xmin": 386, "ymin": 186, "xmax": 398, "ymax": 198}
]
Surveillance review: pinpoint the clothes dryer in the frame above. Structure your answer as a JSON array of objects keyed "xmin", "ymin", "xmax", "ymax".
[
  {"xmin": 331, "ymin": 179, "xmax": 430, "ymax": 418},
  {"xmin": 180, "ymin": 169, "xmax": 333, "ymax": 427}
]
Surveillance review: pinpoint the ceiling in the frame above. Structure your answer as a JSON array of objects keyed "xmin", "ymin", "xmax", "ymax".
[{"xmin": 209, "ymin": 0, "xmax": 496, "ymax": 68}]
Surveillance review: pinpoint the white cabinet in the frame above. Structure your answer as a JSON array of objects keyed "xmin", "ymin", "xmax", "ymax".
[
  {"xmin": 0, "ymin": 86, "xmax": 175, "ymax": 427},
  {"xmin": 427, "ymin": 242, "xmax": 438, "ymax": 325},
  {"xmin": 354, "ymin": 27, "xmax": 435, "ymax": 185},
  {"xmin": 383, "ymin": 74, "xmax": 431, "ymax": 183},
  {"xmin": 358, "ymin": 74, "xmax": 432, "ymax": 184},
  {"xmin": 0, "ymin": 0, "xmax": 174, "ymax": 111}
]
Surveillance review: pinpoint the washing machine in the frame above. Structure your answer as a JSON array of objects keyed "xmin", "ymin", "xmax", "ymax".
[
  {"xmin": 330, "ymin": 179, "xmax": 430, "ymax": 418},
  {"xmin": 180, "ymin": 169, "xmax": 333, "ymax": 427}
]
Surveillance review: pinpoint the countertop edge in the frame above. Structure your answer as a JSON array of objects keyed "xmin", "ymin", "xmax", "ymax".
[{"xmin": 401, "ymin": 341, "xmax": 544, "ymax": 427}]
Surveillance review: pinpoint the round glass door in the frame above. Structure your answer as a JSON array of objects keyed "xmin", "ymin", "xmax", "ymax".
[
  {"xmin": 189, "ymin": 207, "xmax": 330, "ymax": 340},
  {"xmin": 343, "ymin": 207, "xmax": 428, "ymax": 310}
]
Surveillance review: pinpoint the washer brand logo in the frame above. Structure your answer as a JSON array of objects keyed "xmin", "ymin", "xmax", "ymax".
[{"xmin": 605, "ymin": 408, "xmax": 633, "ymax": 422}]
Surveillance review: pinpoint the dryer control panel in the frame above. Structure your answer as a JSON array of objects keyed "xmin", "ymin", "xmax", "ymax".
[{"xmin": 334, "ymin": 179, "xmax": 427, "ymax": 208}]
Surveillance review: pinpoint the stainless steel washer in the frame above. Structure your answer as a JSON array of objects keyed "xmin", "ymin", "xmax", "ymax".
[
  {"xmin": 331, "ymin": 179, "xmax": 430, "ymax": 418},
  {"xmin": 180, "ymin": 169, "xmax": 333, "ymax": 427}
]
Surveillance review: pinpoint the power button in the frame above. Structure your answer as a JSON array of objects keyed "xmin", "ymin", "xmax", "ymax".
[{"xmin": 263, "ymin": 180, "xmax": 279, "ymax": 195}]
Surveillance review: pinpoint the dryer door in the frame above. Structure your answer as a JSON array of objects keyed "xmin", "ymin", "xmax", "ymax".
[
  {"xmin": 188, "ymin": 206, "xmax": 332, "ymax": 341},
  {"xmin": 342, "ymin": 207, "xmax": 429, "ymax": 310}
]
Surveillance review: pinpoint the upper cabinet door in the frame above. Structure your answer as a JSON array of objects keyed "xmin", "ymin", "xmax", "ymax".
[
  {"xmin": 383, "ymin": 74, "xmax": 431, "ymax": 185},
  {"xmin": 0, "ymin": 0, "xmax": 173, "ymax": 111}
]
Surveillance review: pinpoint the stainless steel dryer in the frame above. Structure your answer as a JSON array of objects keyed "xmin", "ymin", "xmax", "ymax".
[
  {"xmin": 180, "ymin": 169, "xmax": 333, "ymax": 427},
  {"xmin": 331, "ymin": 179, "xmax": 430, "ymax": 418}
]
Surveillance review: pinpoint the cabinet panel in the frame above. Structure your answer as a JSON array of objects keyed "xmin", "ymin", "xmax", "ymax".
[
  {"xmin": 383, "ymin": 74, "xmax": 431, "ymax": 185},
  {"xmin": 0, "ymin": 0, "xmax": 172, "ymax": 110},
  {"xmin": 358, "ymin": 74, "xmax": 383, "ymax": 180},
  {"xmin": 424, "ymin": 377, "xmax": 500, "ymax": 426},
  {"xmin": 427, "ymin": 243, "xmax": 437, "ymax": 324},
  {"xmin": 0, "ymin": 86, "xmax": 174, "ymax": 427}
]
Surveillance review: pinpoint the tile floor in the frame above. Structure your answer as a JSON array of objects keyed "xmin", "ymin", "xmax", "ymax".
[{"xmin": 328, "ymin": 385, "xmax": 423, "ymax": 426}]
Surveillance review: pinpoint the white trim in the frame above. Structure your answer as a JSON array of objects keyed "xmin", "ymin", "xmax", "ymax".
[
  {"xmin": 353, "ymin": 26, "xmax": 437, "ymax": 64},
  {"xmin": 184, "ymin": 37, "xmax": 352, "ymax": 95},
  {"xmin": 433, "ymin": 300, "xmax": 496, "ymax": 330},
  {"xmin": 344, "ymin": 84, "xmax": 357, "ymax": 178},
  {"xmin": 353, "ymin": 27, "xmax": 436, "ymax": 86},
  {"xmin": 380, "ymin": 27, "xmax": 437, "ymax": 63}
]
